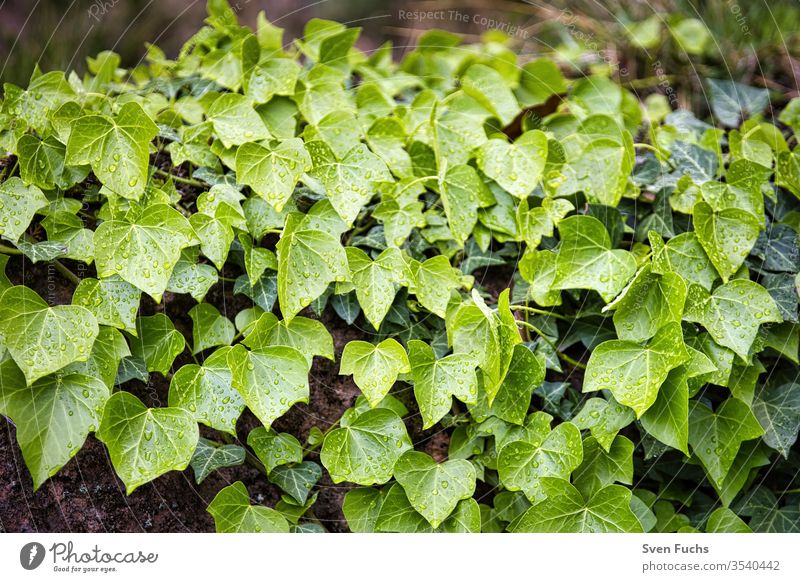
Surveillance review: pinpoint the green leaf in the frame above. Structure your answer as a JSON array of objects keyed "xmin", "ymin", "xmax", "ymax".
[
  {"xmin": 607, "ymin": 265, "xmax": 687, "ymax": 342},
  {"xmin": 408, "ymin": 339, "xmax": 477, "ymax": 429},
  {"xmin": 18, "ymin": 134, "xmax": 87, "ymax": 191},
  {"xmin": 516, "ymin": 58, "xmax": 567, "ymax": 107},
  {"xmin": 707, "ymin": 79, "xmax": 769, "ymax": 127},
  {"xmin": 129, "ymin": 313, "xmax": 186, "ymax": 376},
  {"xmin": 0, "ymin": 177, "xmax": 48, "ymax": 242},
  {"xmin": 553, "ymin": 215, "xmax": 637, "ymax": 302},
  {"xmin": 65, "ymin": 102, "xmax": 157, "ymax": 199},
  {"xmin": 0, "ymin": 362, "xmax": 108, "ymax": 490},
  {"xmin": 477, "ymin": 131, "xmax": 547, "ymax": 199},
  {"xmin": 320, "ymin": 407, "xmax": 412, "ymax": 485},
  {"xmin": 97, "ymin": 391, "xmax": 199, "ymax": 494},
  {"xmin": 72, "ymin": 276, "xmax": 140, "ymax": 335},
  {"xmin": 651, "ymin": 231, "xmax": 718, "ymax": 291},
  {"xmin": 572, "ymin": 397, "xmax": 635, "ymax": 452},
  {"xmin": 688, "ymin": 398, "xmax": 764, "ymax": 487},
  {"xmin": 345, "ymin": 246, "xmax": 407, "ymax": 329},
  {"xmin": 583, "ymin": 323, "xmax": 688, "ymax": 417},
  {"xmin": 684, "ymin": 280, "xmax": 782, "ymax": 361},
  {"xmin": 62, "ymin": 326, "xmax": 130, "ymax": 388},
  {"xmin": 270, "ymin": 461, "xmax": 322, "ymax": 504},
  {"xmin": 511, "ymin": 478, "xmax": 643, "ymax": 532},
  {"xmin": 693, "ymin": 201, "xmax": 761, "ymax": 282},
  {"xmin": 706, "ymin": 507, "xmax": 751, "ymax": 533},
  {"xmin": 168, "ymin": 347, "xmax": 243, "ymax": 435},
  {"xmin": 497, "ymin": 414, "xmax": 583, "ymax": 502},
  {"xmin": 437, "ymin": 164, "xmax": 489, "ymax": 244},
  {"xmin": 189, "ymin": 214, "xmax": 233, "ymax": 271},
  {"xmin": 206, "ymin": 93, "xmax": 269, "ymax": 149},
  {"xmin": 94, "ymin": 204, "xmax": 197, "ymax": 302},
  {"xmin": 276, "ymin": 200, "xmax": 349, "ymax": 320},
  {"xmin": 235, "ymin": 138, "xmax": 311, "ymax": 211},
  {"xmin": 248, "ymin": 427, "xmax": 303, "ymax": 474},
  {"xmin": 242, "ymin": 312, "xmax": 333, "ymax": 363},
  {"xmin": 0, "ymin": 285, "xmax": 99, "ymax": 385},
  {"xmin": 343, "ymin": 487, "xmax": 385, "ymax": 533},
  {"xmin": 393, "ymin": 451, "xmax": 477, "ymax": 528},
  {"xmin": 190, "ymin": 438, "xmax": 245, "ymax": 484},
  {"xmin": 572, "ymin": 435, "xmax": 634, "ymax": 498},
  {"xmin": 207, "ymin": 481, "xmax": 289, "ymax": 533},
  {"xmin": 752, "ymin": 382, "xmax": 800, "ymax": 458},
  {"xmin": 189, "ymin": 303, "xmax": 235, "ymax": 354},
  {"xmin": 461, "ymin": 64, "xmax": 518, "ymax": 126},
  {"xmin": 409, "ymin": 255, "xmax": 464, "ymax": 318},
  {"xmin": 487, "ymin": 344, "xmax": 546, "ymax": 425},
  {"xmin": 340, "ymin": 339, "xmax": 410, "ymax": 407},
  {"xmin": 307, "ymin": 140, "xmax": 392, "ymax": 225},
  {"xmin": 639, "ymin": 367, "xmax": 691, "ymax": 455},
  {"xmin": 227, "ymin": 344, "xmax": 309, "ymax": 429}
]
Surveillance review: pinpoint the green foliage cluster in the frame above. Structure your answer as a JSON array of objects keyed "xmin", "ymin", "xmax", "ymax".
[{"xmin": 1, "ymin": 0, "xmax": 799, "ymax": 533}]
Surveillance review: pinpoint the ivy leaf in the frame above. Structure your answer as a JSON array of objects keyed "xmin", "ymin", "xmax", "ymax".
[
  {"xmin": 393, "ymin": 451, "xmax": 477, "ymax": 528},
  {"xmin": 166, "ymin": 255, "xmax": 218, "ymax": 302},
  {"xmin": 693, "ymin": 201, "xmax": 761, "ymax": 282},
  {"xmin": 345, "ymin": 246, "xmax": 407, "ymax": 329},
  {"xmin": 476, "ymin": 130, "xmax": 548, "ymax": 199},
  {"xmin": 340, "ymin": 339, "xmax": 410, "ymax": 407},
  {"xmin": 409, "ymin": 255, "xmax": 464, "ymax": 318},
  {"xmin": 189, "ymin": 214, "xmax": 233, "ymax": 272},
  {"xmin": 270, "ymin": 461, "xmax": 322, "ymax": 504},
  {"xmin": 0, "ymin": 285, "xmax": 99, "ymax": 385},
  {"xmin": 408, "ymin": 339, "xmax": 478, "ymax": 429},
  {"xmin": 207, "ymin": 481, "xmax": 289, "ymax": 533},
  {"xmin": 343, "ymin": 487, "xmax": 386, "ymax": 533},
  {"xmin": 63, "ymin": 326, "xmax": 130, "ymax": 388},
  {"xmin": 306, "ymin": 140, "xmax": 392, "ymax": 225},
  {"xmin": 0, "ymin": 178, "xmax": 48, "ymax": 242},
  {"xmin": 553, "ymin": 215, "xmax": 637, "ymax": 302},
  {"xmin": 235, "ymin": 138, "xmax": 311, "ymax": 211},
  {"xmin": 65, "ymin": 102, "xmax": 158, "ymax": 200},
  {"xmin": 276, "ymin": 201, "xmax": 349, "ymax": 320},
  {"xmin": 0, "ymin": 362, "xmax": 108, "ymax": 490},
  {"xmin": 242, "ymin": 312, "xmax": 333, "ymax": 363},
  {"xmin": 684, "ymin": 280, "xmax": 782, "ymax": 361},
  {"xmin": 651, "ymin": 231, "xmax": 718, "ymax": 291},
  {"xmin": 190, "ymin": 438, "xmax": 245, "ymax": 484},
  {"xmin": 706, "ymin": 507, "xmax": 751, "ymax": 533},
  {"xmin": 461, "ymin": 63, "xmax": 518, "ymax": 126},
  {"xmin": 168, "ymin": 347, "xmax": 244, "ymax": 436},
  {"xmin": 72, "ymin": 276, "xmax": 140, "ymax": 335},
  {"xmin": 227, "ymin": 344, "xmax": 310, "ymax": 429},
  {"xmin": 320, "ymin": 407, "xmax": 412, "ymax": 485},
  {"xmin": 485, "ymin": 344, "xmax": 546, "ymax": 425},
  {"xmin": 97, "ymin": 391, "xmax": 199, "ymax": 494},
  {"xmin": 557, "ymin": 136, "xmax": 635, "ymax": 208},
  {"xmin": 496, "ymin": 414, "xmax": 583, "ymax": 502},
  {"xmin": 248, "ymin": 427, "xmax": 303, "ymax": 474},
  {"xmin": 189, "ymin": 303, "xmax": 235, "ymax": 354},
  {"xmin": 572, "ymin": 435, "xmax": 634, "ymax": 498},
  {"xmin": 572, "ymin": 397, "xmax": 635, "ymax": 452},
  {"xmin": 206, "ymin": 93, "xmax": 269, "ymax": 149},
  {"xmin": 129, "ymin": 314, "xmax": 186, "ymax": 376},
  {"xmin": 707, "ymin": 79, "xmax": 769, "ymax": 127},
  {"xmin": 436, "ymin": 164, "xmax": 488, "ymax": 244},
  {"xmin": 583, "ymin": 323, "xmax": 688, "ymax": 417},
  {"xmin": 511, "ymin": 478, "xmax": 643, "ymax": 533},
  {"xmin": 18, "ymin": 133, "xmax": 88, "ymax": 192},
  {"xmin": 640, "ymin": 367, "xmax": 691, "ymax": 454},
  {"xmin": 688, "ymin": 398, "xmax": 764, "ymax": 487},
  {"xmin": 607, "ymin": 265, "xmax": 687, "ymax": 342},
  {"xmin": 752, "ymin": 382, "xmax": 800, "ymax": 458},
  {"xmin": 94, "ymin": 204, "xmax": 197, "ymax": 302}
]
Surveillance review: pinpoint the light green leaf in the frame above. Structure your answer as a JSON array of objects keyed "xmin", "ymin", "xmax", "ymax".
[
  {"xmin": 511, "ymin": 478, "xmax": 643, "ymax": 532},
  {"xmin": 235, "ymin": 138, "xmax": 311, "ymax": 211},
  {"xmin": 583, "ymin": 323, "xmax": 688, "ymax": 417},
  {"xmin": 62, "ymin": 326, "xmax": 130, "ymax": 388},
  {"xmin": 207, "ymin": 481, "xmax": 289, "ymax": 532},
  {"xmin": 0, "ymin": 285, "xmax": 99, "ymax": 385},
  {"xmin": 72, "ymin": 276, "xmax": 141, "ymax": 335},
  {"xmin": 129, "ymin": 313, "xmax": 185, "ymax": 376},
  {"xmin": 168, "ymin": 347, "xmax": 243, "ymax": 436},
  {"xmin": 189, "ymin": 303, "xmax": 235, "ymax": 354},
  {"xmin": 461, "ymin": 63, "xmax": 518, "ymax": 126},
  {"xmin": 640, "ymin": 366, "xmax": 690, "ymax": 454},
  {"xmin": 684, "ymin": 280, "xmax": 782, "ymax": 361},
  {"xmin": 706, "ymin": 507, "xmax": 751, "ymax": 533},
  {"xmin": 409, "ymin": 255, "xmax": 464, "ymax": 318},
  {"xmin": 189, "ymin": 214, "xmax": 233, "ymax": 271},
  {"xmin": 752, "ymin": 382, "xmax": 800, "ymax": 458},
  {"xmin": 227, "ymin": 344, "xmax": 310, "ymax": 429},
  {"xmin": 393, "ymin": 451, "xmax": 476, "ymax": 528},
  {"xmin": 97, "ymin": 391, "xmax": 199, "ymax": 494},
  {"xmin": 688, "ymin": 398, "xmax": 765, "ymax": 487},
  {"xmin": 0, "ymin": 178, "xmax": 48, "ymax": 242},
  {"xmin": 343, "ymin": 487, "xmax": 385, "ymax": 533},
  {"xmin": 437, "ymin": 164, "xmax": 489, "ymax": 244},
  {"xmin": 477, "ymin": 131, "xmax": 547, "ymax": 199},
  {"xmin": 572, "ymin": 435, "xmax": 634, "ymax": 498},
  {"xmin": 693, "ymin": 201, "xmax": 761, "ymax": 282},
  {"xmin": 0, "ymin": 362, "xmax": 108, "ymax": 490},
  {"xmin": 206, "ymin": 93, "xmax": 269, "ymax": 149},
  {"xmin": 553, "ymin": 215, "xmax": 637, "ymax": 302},
  {"xmin": 340, "ymin": 339, "xmax": 410, "ymax": 407},
  {"xmin": 572, "ymin": 397, "xmax": 635, "ymax": 453},
  {"xmin": 190, "ymin": 438, "xmax": 245, "ymax": 484},
  {"xmin": 243, "ymin": 312, "xmax": 333, "ymax": 363},
  {"xmin": 497, "ymin": 414, "xmax": 583, "ymax": 502},
  {"xmin": 345, "ymin": 246, "xmax": 407, "ymax": 329},
  {"xmin": 248, "ymin": 426, "xmax": 303, "ymax": 474},
  {"xmin": 270, "ymin": 461, "xmax": 322, "ymax": 504},
  {"xmin": 65, "ymin": 102, "xmax": 157, "ymax": 199},
  {"xmin": 94, "ymin": 204, "xmax": 197, "ymax": 301},
  {"xmin": 17, "ymin": 134, "xmax": 87, "ymax": 190},
  {"xmin": 408, "ymin": 339, "xmax": 477, "ymax": 429},
  {"xmin": 650, "ymin": 231, "xmax": 718, "ymax": 291},
  {"xmin": 320, "ymin": 408, "xmax": 412, "ymax": 485}
]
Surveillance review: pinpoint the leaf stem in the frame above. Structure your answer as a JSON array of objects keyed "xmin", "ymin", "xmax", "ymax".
[
  {"xmin": 154, "ymin": 168, "xmax": 207, "ymax": 188},
  {"xmin": 0, "ymin": 243, "xmax": 22, "ymax": 255},
  {"xmin": 53, "ymin": 260, "xmax": 82, "ymax": 286},
  {"xmin": 515, "ymin": 320, "xmax": 587, "ymax": 370},
  {"xmin": 509, "ymin": 304, "xmax": 572, "ymax": 322},
  {"xmin": 633, "ymin": 143, "xmax": 659, "ymax": 154}
]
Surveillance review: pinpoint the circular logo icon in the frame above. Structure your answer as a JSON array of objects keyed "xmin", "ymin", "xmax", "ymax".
[{"xmin": 20, "ymin": 542, "xmax": 46, "ymax": 570}]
